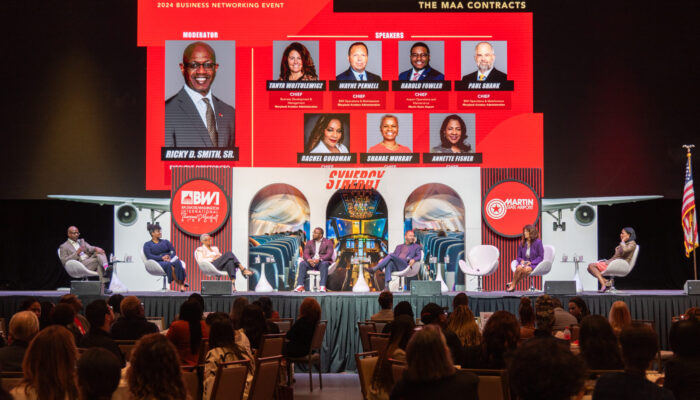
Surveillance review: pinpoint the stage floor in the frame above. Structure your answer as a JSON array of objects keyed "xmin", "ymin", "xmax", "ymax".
[{"xmin": 2, "ymin": 289, "xmax": 697, "ymax": 371}]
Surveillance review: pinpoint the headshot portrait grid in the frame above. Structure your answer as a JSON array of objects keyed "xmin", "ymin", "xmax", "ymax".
[
  {"xmin": 304, "ymin": 113, "xmax": 351, "ymax": 154},
  {"xmin": 335, "ymin": 41, "xmax": 383, "ymax": 81},
  {"xmin": 366, "ymin": 113, "xmax": 413, "ymax": 153},
  {"xmin": 460, "ymin": 41, "xmax": 508, "ymax": 82},
  {"xmin": 397, "ymin": 41, "xmax": 445, "ymax": 81},
  {"xmin": 429, "ymin": 113, "xmax": 476, "ymax": 154},
  {"xmin": 273, "ymin": 41, "xmax": 320, "ymax": 81},
  {"xmin": 164, "ymin": 40, "xmax": 236, "ymax": 148}
]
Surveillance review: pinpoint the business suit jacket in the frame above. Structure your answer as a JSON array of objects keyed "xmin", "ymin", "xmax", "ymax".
[
  {"xmin": 461, "ymin": 67, "xmax": 508, "ymax": 83},
  {"xmin": 59, "ymin": 238, "xmax": 102, "ymax": 272},
  {"xmin": 391, "ymin": 243, "xmax": 422, "ymax": 262},
  {"xmin": 335, "ymin": 68, "xmax": 382, "ymax": 81},
  {"xmin": 165, "ymin": 87, "xmax": 235, "ymax": 147},
  {"xmin": 302, "ymin": 238, "xmax": 334, "ymax": 262},
  {"xmin": 516, "ymin": 238, "xmax": 544, "ymax": 268},
  {"xmin": 398, "ymin": 66, "xmax": 444, "ymax": 81}
]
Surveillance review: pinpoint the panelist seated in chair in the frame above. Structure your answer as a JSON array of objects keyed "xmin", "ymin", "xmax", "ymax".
[
  {"xmin": 294, "ymin": 227, "xmax": 334, "ymax": 293},
  {"xmin": 195, "ymin": 233, "xmax": 253, "ymax": 281},
  {"xmin": 587, "ymin": 227, "xmax": 637, "ymax": 293},
  {"xmin": 143, "ymin": 223, "xmax": 188, "ymax": 288},
  {"xmin": 506, "ymin": 224, "xmax": 544, "ymax": 292},
  {"xmin": 59, "ymin": 225, "xmax": 113, "ymax": 290},
  {"xmin": 368, "ymin": 230, "xmax": 422, "ymax": 287}
]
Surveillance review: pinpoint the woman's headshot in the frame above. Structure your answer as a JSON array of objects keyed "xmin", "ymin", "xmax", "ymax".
[
  {"xmin": 305, "ymin": 114, "xmax": 349, "ymax": 154},
  {"xmin": 431, "ymin": 114, "xmax": 473, "ymax": 153},
  {"xmin": 278, "ymin": 42, "xmax": 318, "ymax": 81},
  {"xmin": 368, "ymin": 114, "xmax": 412, "ymax": 153}
]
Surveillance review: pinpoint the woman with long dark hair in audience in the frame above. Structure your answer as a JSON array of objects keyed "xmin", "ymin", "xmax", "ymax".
[
  {"xmin": 77, "ymin": 347, "xmax": 122, "ymax": 400},
  {"xmin": 587, "ymin": 227, "xmax": 637, "ymax": 292},
  {"xmin": 283, "ymin": 297, "xmax": 321, "ymax": 357},
  {"xmin": 478, "ymin": 310, "xmax": 520, "ymax": 369},
  {"xmin": 240, "ymin": 304, "xmax": 278, "ymax": 351},
  {"xmin": 507, "ymin": 224, "xmax": 544, "ymax": 292},
  {"xmin": 578, "ymin": 315, "xmax": 623, "ymax": 370},
  {"xmin": 229, "ymin": 297, "xmax": 249, "ymax": 330},
  {"xmin": 608, "ymin": 301, "xmax": 632, "ymax": 336},
  {"xmin": 369, "ymin": 315, "xmax": 415, "ymax": 400},
  {"xmin": 203, "ymin": 316, "xmax": 255, "ymax": 400},
  {"xmin": 128, "ymin": 333, "xmax": 187, "ymax": 400},
  {"xmin": 664, "ymin": 317, "xmax": 700, "ymax": 400},
  {"xmin": 166, "ymin": 299, "xmax": 209, "ymax": 365},
  {"xmin": 518, "ymin": 297, "xmax": 536, "ymax": 340},
  {"xmin": 10, "ymin": 325, "xmax": 79, "ymax": 400},
  {"xmin": 390, "ymin": 325, "xmax": 478, "ymax": 400},
  {"xmin": 568, "ymin": 296, "xmax": 591, "ymax": 323}
]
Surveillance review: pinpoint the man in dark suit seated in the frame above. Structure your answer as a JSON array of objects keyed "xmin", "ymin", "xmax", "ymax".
[
  {"xmin": 368, "ymin": 230, "xmax": 422, "ymax": 289},
  {"xmin": 294, "ymin": 227, "xmax": 334, "ymax": 293},
  {"xmin": 165, "ymin": 41, "xmax": 235, "ymax": 147},
  {"xmin": 398, "ymin": 42, "xmax": 444, "ymax": 81},
  {"xmin": 335, "ymin": 42, "xmax": 382, "ymax": 81},
  {"xmin": 461, "ymin": 41, "xmax": 508, "ymax": 83}
]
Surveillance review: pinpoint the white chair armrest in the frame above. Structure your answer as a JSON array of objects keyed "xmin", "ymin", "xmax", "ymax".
[
  {"xmin": 604, "ymin": 259, "xmax": 632, "ymax": 277},
  {"xmin": 510, "ymin": 260, "xmax": 518, "ymax": 272},
  {"xmin": 64, "ymin": 260, "xmax": 99, "ymax": 279},
  {"xmin": 531, "ymin": 260, "xmax": 553, "ymax": 276},
  {"xmin": 458, "ymin": 259, "xmax": 469, "ymax": 274}
]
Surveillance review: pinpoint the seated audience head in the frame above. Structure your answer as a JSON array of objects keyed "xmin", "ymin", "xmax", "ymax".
[
  {"xmin": 535, "ymin": 294, "xmax": 555, "ymax": 333},
  {"xmin": 447, "ymin": 305, "xmax": 481, "ymax": 346},
  {"xmin": 240, "ymin": 304, "xmax": 267, "ymax": 348},
  {"xmin": 51, "ymin": 303, "xmax": 77, "ymax": 327},
  {"xmin": 519, "ymin": 297, "xmax": 535, "ymax": 327},
  {"xmin": 120, "ymin": 296, "xmax": 144, "ymax": 319},
  {"xmin": 107, "ymin": 294, "xmax": 124, "ymax": 317},
  {"xmin": 619, "ymin": 323, "xmax": 658, "ymax": 373},
  {"xmin": 608, "ymin": 300, "xmax": 632, "ymax": 335},
  {"xmin": 85, "ymin": 299, "xmax": 114, "ymax": 332},
  {"xmin": 578, "ymin": 315, "xmax": 623, "ymax": 369},
  {"xmin": 683, "ymin": 306, "xmax": 700, "ymax": 320},
  {"xmin": 19, "ymin": 297, "xmax": 42, "ymax": 319},
  {"xmin": 20, "ymin": 325, "xmax": 79, "ymax": 400},
  {"xmin": 77, "ymin": 347, "xmax": 121, "ymax": 400},
  {"xmin": 394, "ymin": 301, "xmax": 414, "ymax": 319},
  {"xmin": 568, "ymin": 297, "xmax": 590, "ymax": 323},
  {"xmin": 205, "ymin": 311, "xmax": 231, "ymax": 326},
  {"xmin": 420, "ymin": 303, "xmax": 447, "ymax": 328},
  {"xmin": 208, "ymin": 317, "xmax": 236, "ymax": 349},
  {"xmin": 299, "ymin": 297, "xmax": 321, "ymax": 323},
  {"xmin": 229, "ymin": 297, "xmax": 249, "ymax": 329},
  {"xmin": 179, "ymin": 299, "xmax": 204, "ymax": 355},
  {"xmin": 389, "ymin": 314, "xmax": 416, "ymax": 351},
  {"xmin": 188, "ymin": 293, "xmax": 205, "ymax": 311},
  {"xmin": 378, "ymin": 291, "xmax": 393, "ymax": 311},
  {"xmin": 481, "ymin": 310, "xmax": 519, "ymax": 368},
  {"xmin": 405, "ymin": 325, "xmax": 455, "ymax": 381},
  {"xmin": 59, "ymin": 294, "xmax": 83, "ymax": 313},
  {"xmin": 508, "ymin": 337, "xmax": 586, "ymax": 400},
  {"xmin": 669, "ymin": 317, "xmax": 700, "ymax": 358},
  {"xmin": 452, "ymin": 292, "xmax": 469, "ymax": 309},
  {"xmin": 128, "ymin": 333, "xmax": 186, "ymax": 399},
  {"xmin": 39, "ymin": 301, "xmax": 55, "ymax": 329},
  {"xmin": 258, "ymin": 296, "xmax": 275, "ymax": 319},
  {"xmin": 371, "ymin": 315, "xmax": 416, "ymax": 392},
  {"xmin": 8, "ymin": 310, "xmax": 39, "ymax": 344}
]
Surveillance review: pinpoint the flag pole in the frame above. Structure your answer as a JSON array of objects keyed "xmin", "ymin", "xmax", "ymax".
[{"xmin": 683, "ymin": 144, "xmax": 697, "ymax": 280}]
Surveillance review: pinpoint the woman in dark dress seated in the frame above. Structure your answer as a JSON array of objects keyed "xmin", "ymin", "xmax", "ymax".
[
  {"xmin": 143, "ymin": 222, "xmax": 187, "ymax": 288},
  {"xmin": 283, "ymin": 297, "xmax": 321, "ymax": 357}
]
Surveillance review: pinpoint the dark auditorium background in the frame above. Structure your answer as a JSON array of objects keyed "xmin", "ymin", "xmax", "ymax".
[{"xmin": 0, "ymin": 0, "xmax": 698, "ymax": 289}]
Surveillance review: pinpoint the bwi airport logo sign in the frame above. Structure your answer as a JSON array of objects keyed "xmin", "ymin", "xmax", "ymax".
[
  {"xmin": 171, "ymin": 179, "xmax": 230, "ymax": 236},
  {"xmin": 483, "ymin": 180, "xmax": 540, "ymax": 237}
]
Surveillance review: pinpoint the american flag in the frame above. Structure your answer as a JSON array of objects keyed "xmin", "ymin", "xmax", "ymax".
[{"xmin": 683, "ymin": 155, "xmax": 698, "ymax": 257}]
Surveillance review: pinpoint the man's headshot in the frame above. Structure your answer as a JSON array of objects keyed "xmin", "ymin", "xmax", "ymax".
[
  {"xmin": 164, "ymin": 41, "xmax": 236, "ymax": 148},
  {"xmin": 461, "ymin": 41, "xmax": 508, "ymax": 83},
  {"xmin": 398, "ymin": 42, "xmax": 444, "ymax": 81},
  {"xmin": 335, "ymin": 41, "xmax": 382, "ymax": 81}
]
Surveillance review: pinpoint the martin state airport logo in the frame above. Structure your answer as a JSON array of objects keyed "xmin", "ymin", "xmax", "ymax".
[
  {"xmin": 171, "ymin": 178, "xmax": 230, "ymax": 236},
  {"xmin": 483, "ymin": 180, "xmax": 540, "ymax": 237}
]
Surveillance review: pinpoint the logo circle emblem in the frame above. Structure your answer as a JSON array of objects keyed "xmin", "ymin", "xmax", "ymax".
[
  {"xmin": 482, "ymin": 180, "xmax": 540, "ymax": 238},
  {"xmin": 171, "ymin": 178, "xmax": 230, "ymax": 236},
  {"xmin": 485, "ymin": 199, "xmax": 507, "ymax": 220}
]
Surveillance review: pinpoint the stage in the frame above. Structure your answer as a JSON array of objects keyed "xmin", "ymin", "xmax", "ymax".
[{"xmin": 1, "ymin": 289, "xmax": 697, "ymax": 372}]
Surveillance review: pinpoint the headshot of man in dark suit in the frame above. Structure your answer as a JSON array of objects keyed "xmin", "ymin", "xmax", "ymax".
[
  {"xmin": 335, "ymin": 42, "xmax": 381, "ymax": 81},
  {"xmin": 165, "ymin": 41, "xmax": 235, "ymax": 148},
  {"xmin": 398, "ymin": 42, "xmax": 444, "ymax": 81},
  {"xmin": 461, "ymin": 41, "xmax": 508, "ymax": 83}
]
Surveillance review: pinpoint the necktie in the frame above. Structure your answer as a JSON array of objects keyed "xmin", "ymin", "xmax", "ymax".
[
  {"xmin": 412, "ymin": 71, "xmax": 420, "ymax": 81},
  {"xmin": 479, "ymin": 74, "xmax": 486, "ymax": 81},
  {"xmin": 202, "ymin": 98, "xmax": 218, "ymax": 146},
  {"xmin": 359, "ymin": 73, "xmax": 365, "ymax": 81}
]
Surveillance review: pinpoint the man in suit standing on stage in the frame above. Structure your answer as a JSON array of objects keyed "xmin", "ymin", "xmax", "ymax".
[
  {"xmin": 398, "ymin": 42, "xmax": 444, "ymax": 81},
  {"xmin": 336, "ymin": 42, "xmax": 382, "ymax": 81},
  {"xmin": 368, "ymin": 230, "xmax": 422, "ymax": 289},
  {"xmin": 165, "ymin": 41, "xmax": 235, "ymax": 148},
  {"xmin": 294, "ymin": 227, "xmax": 334, "ymax": 293},
  {"xmin": 59, "ymin": 226, "xmax": 113, "ymax": 293},
  {"xmin": 461, "ymin": 41, "xmax": 508, "ymax": 83}
]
